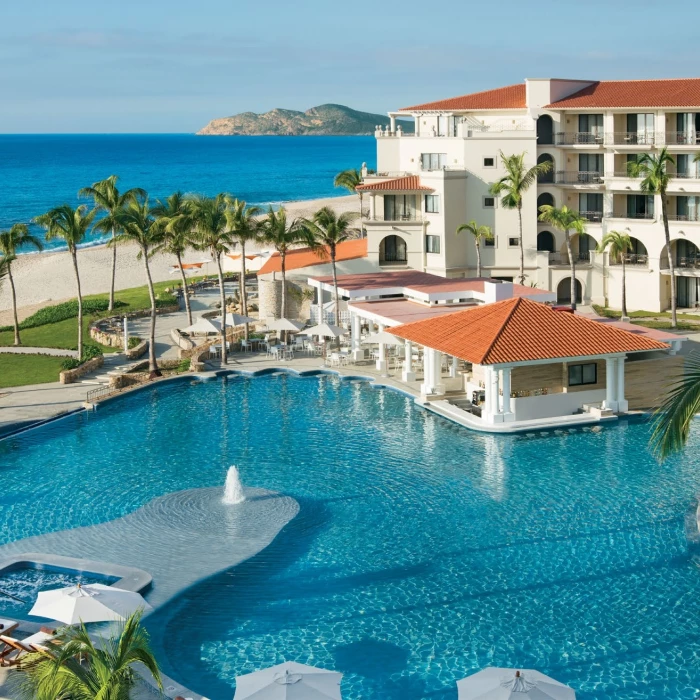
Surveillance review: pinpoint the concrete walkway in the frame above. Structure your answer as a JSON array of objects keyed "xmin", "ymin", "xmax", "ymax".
[{"xmin": 0, "ymin": 346, "xmax": 77, "ymax": 357}]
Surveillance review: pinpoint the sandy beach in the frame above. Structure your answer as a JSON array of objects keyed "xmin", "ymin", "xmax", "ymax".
[{"xmin": 0, "ymin": 194, "xmax": 358, "ymax": 325}]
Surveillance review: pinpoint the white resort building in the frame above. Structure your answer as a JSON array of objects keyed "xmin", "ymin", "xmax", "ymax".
[{"xmin": 359, "ymin": 77, "xmax": 700, "ymax": 311}]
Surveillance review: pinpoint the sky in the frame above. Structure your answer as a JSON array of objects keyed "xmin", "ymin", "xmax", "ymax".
[{"xmin": 2, "ymin": 0, "xmax": 699, "ymax": 133}]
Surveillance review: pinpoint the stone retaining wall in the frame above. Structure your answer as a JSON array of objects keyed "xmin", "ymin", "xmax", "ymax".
[
  {"xmin": 126, "ymin": 339, "xmax": 149, "ymax": 360},
  {"xmin": 89, "ymin": 304, "xmax": 180, "ymax": 347},
  {"xmin": 59, "ymin": 355, "xmax": 104, "ymax": 384}
]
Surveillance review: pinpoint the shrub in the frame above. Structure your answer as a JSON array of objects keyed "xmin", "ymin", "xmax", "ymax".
[
  {"xmin": 61, "ymin": 358, "xmax": 81, "ymax": 371},
  {"xmin": 128, "ymin": 336, "xmax": 142, "ymax": 349},
  {"xmin": 81, "ymin": 343, "xmax": 103, "ymax": 362},
  {"xmin": 0, "ymin": 299, "xmax": 127, "ymax": 332},
  {"xmin": 176, "ymin": 358, "xmax": 190, "ymax": 373}
]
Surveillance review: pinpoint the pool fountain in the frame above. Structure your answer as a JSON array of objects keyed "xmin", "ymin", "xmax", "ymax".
[{"xmin": 222, "ymin": 466, "xmax": 246, "ymax": 505}]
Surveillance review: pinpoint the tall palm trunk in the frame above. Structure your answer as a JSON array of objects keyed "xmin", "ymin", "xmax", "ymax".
[
  {"xmin": 475, "ymin": 240, "xmax": 482, "ymax": 278},
  {"xmin": 331, "ymin": 248, "xmax": 341, "ymax": 348},
  {"xmin": 142, "ymin": 249, "xmax": 158, "ymax": 373},
  {"xmin": 661, "ymin": 192, "xmax": 677, "ymax": 327},
  {"xmin": 7, "ymin": 264, "xmax": 21, "ymax": 346},
  {"xmin": 280, "ymin": 252, "xmax": 287, "ymax": 343},
  {"xmin": 216, "ymin": 254, "xmax": 228, "ymax": 364},
  {"xmin": 240, "ymin": 242, "xmax": 248, "ymax": 340},
  {"xmin": 358, "ymin": 192, "xmax": 364, "ymax": 237},
  {"xmin": 621, "ymin": 256, "xmax": 628, "ymax": 318},
  {"xmin": 175, "ymin": 251, "xmax": 193, "ymax": 326},
  {"xmin": 70, "ymin": 248, "xmax": 83, "ymax": 360},
  {"xmin": 109, "ymin": 227, "xmax": 117, "ymax": 312},
  {"xmin": 517, "ymin": 204, "xmax": 525, "ymax": 285},
  {"xmin": 565, "ymin": 230, "xmax": 577, "ymax": 308}
]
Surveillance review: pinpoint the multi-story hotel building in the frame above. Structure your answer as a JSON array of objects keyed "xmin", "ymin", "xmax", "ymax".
[{"xmin": 357, "ymin": 78, "xmax": 700, "ymax": 312}]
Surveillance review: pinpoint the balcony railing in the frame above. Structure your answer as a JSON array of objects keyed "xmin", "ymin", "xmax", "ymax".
[
  {"xmin": 580, "ymin": 210, "xmax": 604, "ymax": 222},
  {"xmin": 667, "ymin": 213, "xmax": 700, "ymax": 222},
  {"xmin": 548, "ymin": 252, "xmax": 591, "ymax": 265},
  {"xmin": 610, "ymin": 211, "xmax": 655, "ymax": 220},
  {"xmin": 677, "ymin": 255, "xmax": 700, "ymax": 269},
  {"xmin": 554, "ymin": 171, "xmax": 604, "ymax": 185},
  {"xmin": 607, "ymin": 132, "xmax": 656, "ymax": 146},
  {"xmin": 610, "ymin": 170, "xmax": 641, "ymax": 178},
  {"xmin": 554, "ymin": 132, "xmax": 604, "ymax": 146},
  {"xmin": 609, "ymin": 254, "xmax": 649, "ymax": 266},
  {"xmin": 671, "ymin": 171, "xmax": 700, "ymax": 179},
  {"xmin": 666, "ymin": 131, "xmax": 700, "ymax": 145},
  {"xmin": 379, "ymin": 212, "xmax": 420, "ymax": 222}
]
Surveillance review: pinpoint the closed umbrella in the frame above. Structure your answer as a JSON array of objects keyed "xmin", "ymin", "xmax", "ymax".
[
  {"xmin": 457, "ymin": 668, "xmax": 576, "ymax": 700},
  {"xmin": 234, "ymin": 661, "xmax": 342, "ymax": 700},
  {"xmin": 299, "ymin": 323, "xmax": 345, "ymax": 339},
  {"xmin": 29, "ymin": 584, "xmax": 152, "ymax": 625},
  {"xmin": 216, "ymin": 313, "xmax": 257, "ymax": 326}
]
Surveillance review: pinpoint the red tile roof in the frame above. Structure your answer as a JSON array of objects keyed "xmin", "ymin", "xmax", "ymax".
[
  {"xmin": 546, "ymin": 78, "xmax": 700, "ymax": 109},
  {"xmin": 355, "ymin": 176, "xmax": 434, "ymax": 192},
  {"xmin": 257, "ymin": 239, "xmax": 367, "ymax": 276},
  {"xmin": 389, "ymin": 297, "xmax": 668, "ymax": 365},
  {"xmin": 400, "ymin": 84, "xmax": 527, "ymax": 112}
]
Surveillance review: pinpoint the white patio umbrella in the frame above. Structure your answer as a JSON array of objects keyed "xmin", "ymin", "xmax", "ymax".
[
  {"xmin": 265, "ymin": 318, "xmax": 305, "ymax": 333},
  {"xmin": 457, "ymin": 668, "xmax": 576, "ymax": 700},
  {"xmin": 29, "ymin": 584, "xmax": 152, "ymax": 625},
  {"xmin": 299, "ymin": 323, "xmax": 345, "ymax": 339},
  {"xmin": 234, "ymin": 661, "xmax": 342, "ymax": 700},
  {"xmin": 181, "ymin": 317, "xmax": 222, "ymax": 335},
  {"xmin": 216, "ymin": 313, "xmax": 257, "ymax": 326},
  {"xmin": 365, "ymin": 330, "xmax": 403, "ymax": 345}
]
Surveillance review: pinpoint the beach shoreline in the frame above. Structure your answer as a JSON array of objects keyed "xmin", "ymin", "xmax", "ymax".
[{"xmin": 0, "ymin": 194, "xmax": 358, "ymax": 325}]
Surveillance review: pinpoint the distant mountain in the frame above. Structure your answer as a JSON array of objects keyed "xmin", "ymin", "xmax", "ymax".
[{"xmin": 196, "ymin": 104, "xmax": 414, "ymax": 136}]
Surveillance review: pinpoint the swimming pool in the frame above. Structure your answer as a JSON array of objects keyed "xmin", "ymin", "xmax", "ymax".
[{"xmin": 1, "ymin": 373, "xmax": 699, "ymax": 700}]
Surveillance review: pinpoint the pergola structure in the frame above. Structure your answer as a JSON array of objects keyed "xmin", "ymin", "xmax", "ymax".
[{"xmin": 390, "ymin": 296, "xmax": 676, "ymax": 424}]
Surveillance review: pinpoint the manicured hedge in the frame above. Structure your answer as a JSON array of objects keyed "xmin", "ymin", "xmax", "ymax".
[{"xmin": 0, "ymin": 299, "xmax": 126, "ymax": 332}]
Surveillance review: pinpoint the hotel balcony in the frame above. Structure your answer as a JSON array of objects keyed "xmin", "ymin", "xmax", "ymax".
[
  {"xmin": 665, "ymin": 131, "xmax": 700, "ymax": 146},
  {"xmin": 609, "ymin": 211, "xmax": 655, "ymax": 220},
  {"xmin": 554, "ymin": 132, "xmax": 604, "ymax": 147},
  {"xmin": 609, "ymin": 253, "xmax": 649, "ymax": 266},
  {"xmin": 554, "ymin": 171, "xmax": 604, "ymax": 186},
  {"xmin": 606, "ymin": 132, "xmax": 656, "ymax": 147},
  {"xmin": 580, "ymin": 210, "xmax": 604, "ymax": 223}
]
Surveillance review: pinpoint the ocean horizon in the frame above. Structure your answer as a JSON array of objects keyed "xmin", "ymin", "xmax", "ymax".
[{"xmin": 0, "ymin": 134, "xmax": 376, "ymax": 252}]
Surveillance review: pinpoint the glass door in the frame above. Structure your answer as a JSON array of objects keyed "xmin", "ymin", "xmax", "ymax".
[{"xmin": 578, "ymin": 154, "xmax": 603, "ymax": 181}]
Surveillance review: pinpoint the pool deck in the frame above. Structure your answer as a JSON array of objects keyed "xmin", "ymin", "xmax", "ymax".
[{"xmin": 0, "ymin": 349, "xmax": 630, "ymax": 438}]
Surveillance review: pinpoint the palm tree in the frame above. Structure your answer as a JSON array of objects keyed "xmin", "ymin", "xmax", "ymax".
[
  {"xmin": 456, "ymin": 220, "xmax": 493, "ymax": 278},
  {"xmin": 225, "ymin": 197, "xmax": 262, "ymax": 340},
  {"xmin": 20, "ymin": 610, "xmax": 161, "ymax": 700},
  {"xmin": 259, "ymin": 207, "xmax": 307, "ymax": 334},
  {"xmin": 79, "ymin": 175, "xmax": 146, "ymax": 312},
  {"xmin": 0, "ymin": 224, "xmax": 44, "ymax": 345},
  {"xmin": 302, "ymin": 206, "xmax": 357, "ymax": 330},
  {"xmin": 114, "ymin": 198, "xmax": 162, "ymax": 373},
  {"xmin": 490, "ymin": 152, "xmax": 552, "ymax": 285},
  {"xmin": 597, "ymin": 230, "xmax": 633, "ymax": 318},
  {"xmin": 34, "ymin": 205, "xmax": 96, "ymax": 359},
  {"xmin": 627, "ymin": 148, "xmax": 677, "ymax": 327},
  {"xmin": 152, "ymin": 192, "xmax": 195, "ymax": 326},
  {"xmin": 537, "ymin": 205, "xmax": 587, "ymax": 308},
  {"xmin": 188, "ymin": 194, "xmax": 233, "ymax": 363},
  {"xmin": 334, "ymin": 169, "xmax": 364, "ymax": 237},
  {"xmin": 0, "ymin": 256, "xmax": 10, "ymax": 288}
]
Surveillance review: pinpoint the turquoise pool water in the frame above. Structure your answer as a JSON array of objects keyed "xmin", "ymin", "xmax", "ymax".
[{"xmin": 1, "ymin": 373, "xmax": 700, "ymax": 699}]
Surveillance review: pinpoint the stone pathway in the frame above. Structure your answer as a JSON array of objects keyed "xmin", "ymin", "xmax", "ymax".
[{"xmin": 0, "ymin": 346, "xmax": 77, "ymax": 358}]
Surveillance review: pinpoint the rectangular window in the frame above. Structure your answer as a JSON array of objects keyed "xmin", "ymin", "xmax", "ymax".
[
  {"xmin": 483, "ymin": 196, "xmax": 496, "ymax": 208},
  {"xmin": 626, "ymin": 194, "xmax": 654, "ymax": 219},
  {"xmin": 484, "ymin": 237, "xmax": 495, "ymax": 247},
  {"xmin": 425, "ymin": 235, "xmax": 441, "ymax": 254},
  {"xmin": 384, "ymin": 194, "xmax": 418, "ymax": 221},
  {"xmin": 425, "ymin": 194, "xmax": 440, "ymax": 213},
  {"xmin": 421, "ymin": 153, "xmax": 446, "ymax": 171},
  {"xmin": 508, "ymin": 237, "xmax": 519, "ymax": 247},
  {"xmin": 568, "ymin": 363, "xmax": 597, "ymax": 386},
  {"xmin": 483, "ymin": 157, "xmax": 495, "ymax": 168}
]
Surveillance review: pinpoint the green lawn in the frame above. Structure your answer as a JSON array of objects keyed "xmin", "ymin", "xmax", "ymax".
[
  {"xmin": 631, "ymin": 320, "xmax": 699, "ymax": 331},
  {"xmin": 0, "ymin": 354, "xmax": 66, "ymax": 388},
  {"xmin": 0, "ymin": 281, "xmax": 179, "ymax": 387},
  {"xmin": 593, "ymin": 304, "xmax": 700, "ymax": 322}
]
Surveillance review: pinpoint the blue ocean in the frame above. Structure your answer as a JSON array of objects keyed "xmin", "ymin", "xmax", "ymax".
[{"xmin": 0, "ymin": 134, "xmax": 376, "ymax": 251}]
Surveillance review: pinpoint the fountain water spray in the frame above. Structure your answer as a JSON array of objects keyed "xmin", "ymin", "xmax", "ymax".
[{"xmin": 222, "ymin": 466, "xmax": 246, "ymax": 505}]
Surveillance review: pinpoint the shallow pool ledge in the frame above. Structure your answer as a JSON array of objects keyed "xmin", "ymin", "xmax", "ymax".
[{"xmin": 0, "ymin": 486, "xmax": 299, "ymax": 611}]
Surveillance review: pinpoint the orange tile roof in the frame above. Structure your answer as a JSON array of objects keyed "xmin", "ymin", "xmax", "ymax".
[
  {"xmin": 389, "ymin": 297, "xmax": 668, "ymax": 365},
  {"xmin": 400, "ymin": 84, "xmax": 526, "ymax": 112},
  {"xmin": 257, "ymin": 238, "xmax": 367, "ymax": 275},
  {"xmin": 355, "ymin": 176, "xmax": 434, "ymax": 192},
  {"xmin": 546, "ymin": 78, "xmax": 700, "ymax": 108}
]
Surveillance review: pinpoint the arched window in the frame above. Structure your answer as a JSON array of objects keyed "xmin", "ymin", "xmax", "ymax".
[
  {"xmin": 380, "ymin": 235, "xmax": 407, "ymax": 264},
  {"xmin": 537, "ymin": 193, "xmax": 555, "ymax": 210},
  {"xmin": 537, "ymin": 154, "xmax": 554, "ymax": 183},
  {"xmin": 537, "ymin": 115, "xmax": 554, "ymax": 145},
  {"xmin": 557, "ymin": 278, "xmax": 582, "ymax": 304},
  {"xmin": 537, "ymin": 231, "xmax": 555, "ymax": 253}
]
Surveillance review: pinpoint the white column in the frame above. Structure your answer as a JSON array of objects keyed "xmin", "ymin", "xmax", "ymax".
[
  {"xmin": 433, "ymin": 350, "xmax": 445, "ymax": 396},
  {"xmin": 402, "ymin": 340, "xmax": 415, "ymax": 382},
  {"xmin": 501, "ymin": 367, "xmax": 514, "ymax": 421},
  {"xmin": 449, "ymin": 355, "xmax": 458, "ymax": 378},
  {"xmin": 376, "ymin": 322, "xmax": 386, "ymax": 373},
  {"xmin": 123, "ymin": 316, "xmax": 129, "ymax": 353},
  {"xmin": 351, "ymin": 313, "xmax": 363, "ymax": 361},
  {"xmin": 316, "ymin": 286, "xmax": 324, "ymax": 324},
  {"xmin": 616, "ymin": 356, "xmax": 628, "ymax": 412},
  {"xmin": 603, "ymin": 357, "xmax": 618, "ymax": 411},
  {"xmin": 421, "ymin": 347, "xmax": 433, "ymax": 396},
  {"xmin": 369, "ymin": 193, "xmax": 376, "ymax": 221},
  {"xmin": 390, "ymin": 115, "xmax": 396, "ymax": 134},
  {"xmin": 483, "ymin": 366, "xmax": 503, "ymax": 423}
]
